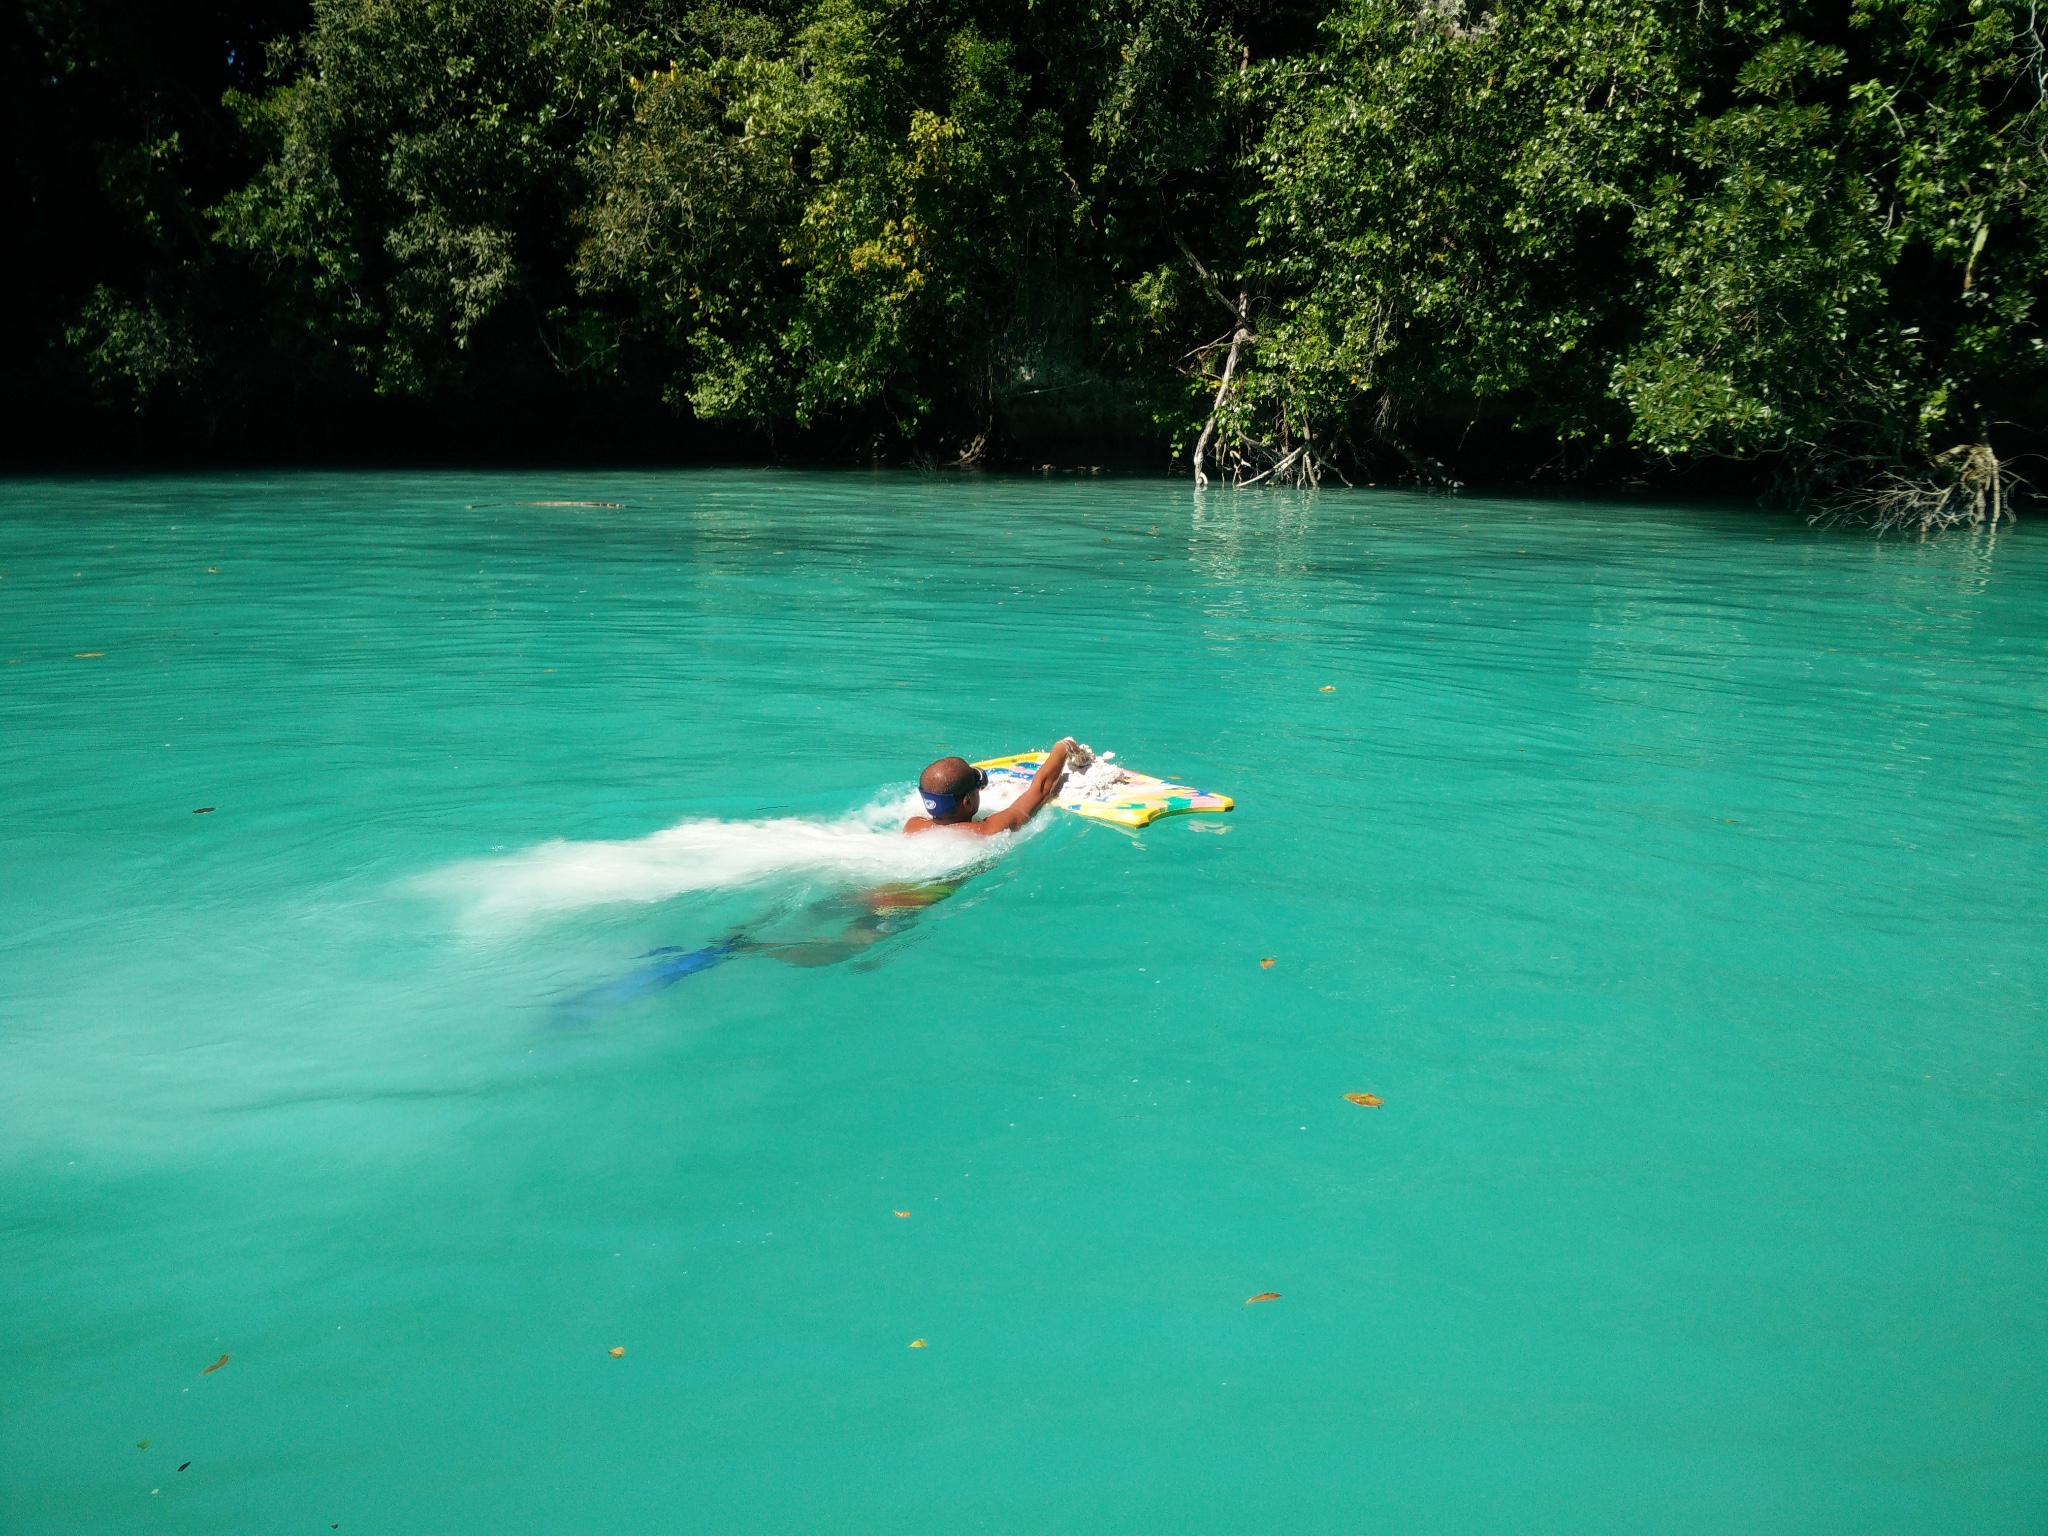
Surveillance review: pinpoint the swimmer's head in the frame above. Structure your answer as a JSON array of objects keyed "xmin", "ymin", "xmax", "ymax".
[{"xmin": 918, "ymin": 756, "xmax": 986, "ymax": 823}]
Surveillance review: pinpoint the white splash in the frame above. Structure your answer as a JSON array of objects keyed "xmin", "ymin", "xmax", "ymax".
[{"xmin": 424, "ymin": 783, "xmax": 1033, "ymax": 926}]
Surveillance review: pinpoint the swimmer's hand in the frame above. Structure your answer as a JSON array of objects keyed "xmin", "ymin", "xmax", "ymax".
[{"xmin": 968, "ymin": 738, "xmax": 1073, "ymax": 835}]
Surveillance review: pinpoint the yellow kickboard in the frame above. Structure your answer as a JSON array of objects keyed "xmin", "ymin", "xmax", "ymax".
[{"xmin": 974, "ymin": 751, "xmax": 1235, "ymax": 829}]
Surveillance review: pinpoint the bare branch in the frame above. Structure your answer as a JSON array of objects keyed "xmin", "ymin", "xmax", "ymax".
[
  {"xmin": 1191, "ymin": 290, "xmax": 1252, "ymax": 486},
  {"xmin": 1172, "ymin": 233, "xmax": 1242, "ymax": 318}
]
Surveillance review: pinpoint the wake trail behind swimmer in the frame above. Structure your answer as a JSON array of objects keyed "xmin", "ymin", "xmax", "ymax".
[{"xmin": 536, "ymin": 738, "xmax": 1081, "ymax": 1027}]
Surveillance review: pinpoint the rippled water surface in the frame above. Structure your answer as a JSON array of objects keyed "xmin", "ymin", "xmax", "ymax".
[{"xmin": 3, "ymin": 471, "xmax": 2044, "ymax": 1534}]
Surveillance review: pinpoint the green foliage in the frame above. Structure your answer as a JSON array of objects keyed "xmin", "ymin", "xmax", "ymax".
[
  {"xmin": 573, "ymin": 32, "xmax": 804, "ymax": 417},
  {"xmin": 1858, "ymin": 0, "xmax": 2047, "ymax": 443},
  {"xmin": 214, "ymin": 0, "xmax": 643, "ymax": 393},
  {"xmin": 1251, "ymin": 0, "xmax": 2044, "ymax": 481},
  {"xmin": 1618, "ymin": 2, "xmax": 2047, "ymax": 470},
  {"xmin": 1617, "ymin": 35, "xmax": 1911, "ymax": 458},
  {"xmin": 578, "ymin": 3, "xmax": 1066, "ymax": 431},
  {"xmin": 8, "ymin": 0, "xmax": 2041, "ymax": 485},
  {"xmin": 1247, "ymin": 0, "xmax": 1705, "ymax": 461},
  {"xmin": 65, "ymin": 283, "xmax": 202, "ymax": 405}
]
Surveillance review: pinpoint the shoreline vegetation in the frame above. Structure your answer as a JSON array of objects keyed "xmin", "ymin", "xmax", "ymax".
[{"xmin": 4, "ymin": 0, "xmax": 2042, "ymax": 522}]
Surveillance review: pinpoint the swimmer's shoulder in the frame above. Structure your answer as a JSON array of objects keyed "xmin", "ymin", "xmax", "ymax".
[{"xmin": 903, "ymin": 816, "xmax": 997, "ymax": 837}]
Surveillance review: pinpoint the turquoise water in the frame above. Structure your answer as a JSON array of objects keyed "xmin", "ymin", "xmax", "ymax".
[{"xmin": 2, "ymin": 471, "xmax": 2043, "ymax": 1534}]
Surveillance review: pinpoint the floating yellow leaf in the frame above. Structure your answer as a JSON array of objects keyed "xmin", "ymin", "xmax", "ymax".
[
  {"xmin": 1344, "ymin": 1092, "xmax": 1383, "ymax": 1107},
  {"xmin": 608, "ymin": 1346, "xmax": 625, "ymax": 1358},
  {"xmin": 75, "ymin": 652, "xmax": 104, "ymax": 658},
  {"xmin": 1245, "ymin": 1292, "xmax": 1281, "ymax": 1306},
  {"xmin": 1320, "ymin": 685, "xmax": 1335, "ymax": 692},
  {"xmin": 893, "ymin": 1210, "xmax": 910, "ymax": 1218},
  {"xmin": 1259, "ymin": 957, "xmax": 1275, "ymax": 969},
  {"xmin": 908, "ymin": 1339, "xmax": 927, "ymax": 1348}
]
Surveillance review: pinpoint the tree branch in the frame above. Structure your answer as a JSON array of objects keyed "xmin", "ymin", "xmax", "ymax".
[
  {"xmin": 1191, "ymin": 290, "xmax": 1251, "ymax": 487},
  {"xmin": 1172, "ymin": 233, "xmax": 1241, "ymax": 318}
]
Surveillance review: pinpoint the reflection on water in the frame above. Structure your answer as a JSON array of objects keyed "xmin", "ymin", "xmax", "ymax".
[{"xmin": 1189, "ymin": 483, "xmax": 1323, "ymax": 586}]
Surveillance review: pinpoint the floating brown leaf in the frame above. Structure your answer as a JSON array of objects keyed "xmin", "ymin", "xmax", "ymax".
[
  {"xmin": 1245, "ymin": 1292, "xmax": 1281, "ymax": 1305},
  {"xmin": 136, "ymin": 1441, "xmax": 150, "ymax": 1450},
  {"xmin": 200, "ymin": 1354, "xmax": 228, "ymax": 1375},
  {"xmin": 1343, "ymin": 1092, "xmax": 1383, "ymax": 1107}
]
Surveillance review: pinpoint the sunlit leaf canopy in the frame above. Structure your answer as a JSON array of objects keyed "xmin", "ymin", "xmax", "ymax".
[{"xmin": 6, "ymin": 0, "xmax": 2042, "ymax": 493}]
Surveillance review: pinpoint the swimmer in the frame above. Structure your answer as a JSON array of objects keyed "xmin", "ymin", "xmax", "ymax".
[
  {"xmin": 553, "ymin": 748, "xmax": 1077, "ymax": 1016},
  {"xmin": 906, "ymin": 738, "xmax": 1077, "ymax": 836}
]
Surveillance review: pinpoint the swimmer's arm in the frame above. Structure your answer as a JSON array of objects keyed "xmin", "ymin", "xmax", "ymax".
[{"xmin": 971, "ymin": 738, "xmax": 1074, "ymax": 835}]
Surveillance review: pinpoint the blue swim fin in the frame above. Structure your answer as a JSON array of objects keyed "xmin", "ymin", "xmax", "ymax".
[
  {"xmin": 548, "ymin": 940, "xmax": 738, "ymax": 1028},
  {"xmin": 639, "ymin": 941, "xmax": 738, "ymax": 982}
]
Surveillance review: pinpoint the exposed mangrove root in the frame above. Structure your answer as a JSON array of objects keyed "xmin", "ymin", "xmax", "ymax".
[
  {"xmin": 1170, "ymin": 233, "xmax": 1341, "ymax": 490},
  {"xmin": 1819, "ymin": 443, "xmax": 2023, "ymax": 535},
  {"xmin": 1203, "ymin": 436, "xmax": 1327, "ymax": 488}
]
